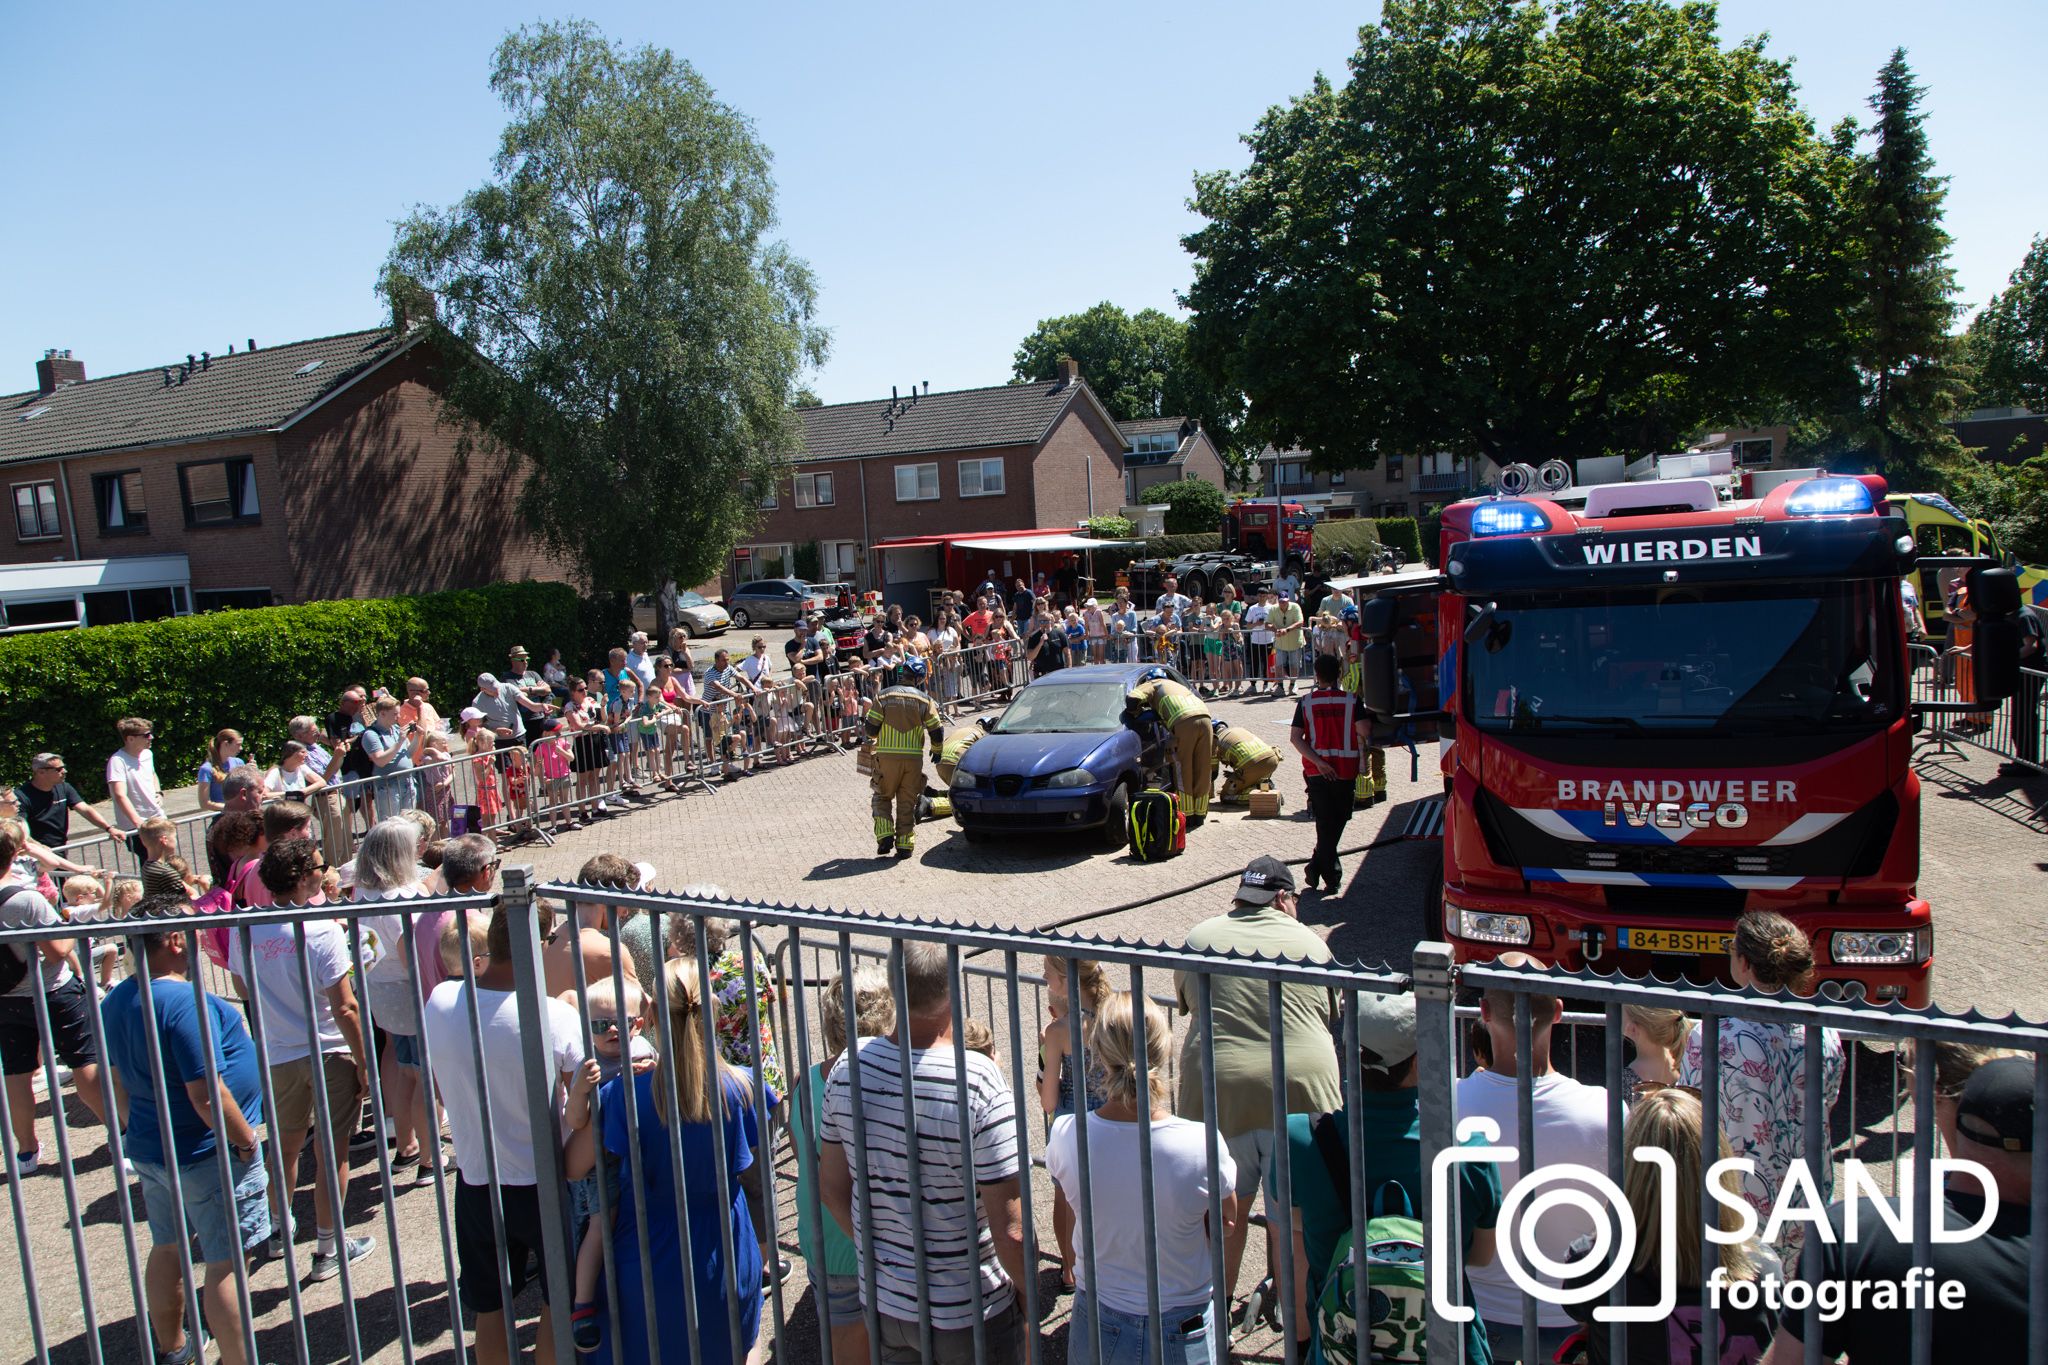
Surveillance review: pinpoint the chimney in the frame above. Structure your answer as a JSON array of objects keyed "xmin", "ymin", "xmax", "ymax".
[
  {"xmin": 201, "ymin": 350, "xmax": 211, "ymax": 371},
  {"xmin": 247, "ymin": 338, "xmax": 256, "ymax": 352},
  {"xmin": 161, "ymin": 368, "xmax": 172, "ymax": 387},
  {"xmin": 35, "ymin": 348, "xmax": 85, "ymax": 394},
  {"xmin": 891, "ymin": 385, "xmax": 898, "ymax": 403},
  {"xmin": 1056, "ymin": 356, "xmax": 1080, "ymax": 387},
  {"xmin": 922, "ymin": 380, "xmax": 929, "ymax": 395}
]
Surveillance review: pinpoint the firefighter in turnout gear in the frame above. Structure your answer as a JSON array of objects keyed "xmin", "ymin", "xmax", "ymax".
[
  {"xmin": 1210, "ymin": 719, "xmax": 1280, "ymax": 802},
  {"xmin": 1290, "ymin": 652, "xmax": 1368, "ymax": 892},
  {"xmin": 1127, "ymin": 675, "xmax": 1215, "ymax": 826},
  {"xmin": 864, "ymin": 684, "xmax": 943, "ymax": 857},
  {"xmin": 933, "ymin": 722, "xmax": 988, "ymax": 788}
]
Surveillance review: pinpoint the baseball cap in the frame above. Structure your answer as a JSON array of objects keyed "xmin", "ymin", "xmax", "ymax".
[
  {"xmin": 1957, "ymin": 1056, "xmax": 2036, "ymax": 1153},
  {"xmin": 459, "ymin": 706, "xmax": 487, "ymax": 723},
  {"xmin": 1357, "ymin": 992, "xmax": 1418, "ymax": 1072},
  {"xmin": 634, "ymin": 861, "xmax": 659, "ymax": 891},
  {"xmin": 1235, "ymin": 855, "xmax": 1296, "ymax": 905},
  {"xmin": 476, "ymin": 672, "xmax": 498, "ymax": 688}
]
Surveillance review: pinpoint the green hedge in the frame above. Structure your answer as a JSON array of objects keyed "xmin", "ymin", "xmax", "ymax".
[
  {"xmin": 1373, "ymin": 517, "xmax": 1425, "ymax": 565},
  {"xmin": 1311, "ymin": 519, "xmax": 1383, "ymax": 559},
  {"xmin": 0, "ymin": 581, "xmax": 627, "ymax": 801}
]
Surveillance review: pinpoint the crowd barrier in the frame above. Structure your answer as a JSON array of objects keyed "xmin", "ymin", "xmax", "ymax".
[
  {"xmin": 1909, "ymin": 641, "xmax": 2048, "ymax": 804},
  {"xmin": 12, "ymin": 874, "xmax": 2048, "ymax": 1365}
]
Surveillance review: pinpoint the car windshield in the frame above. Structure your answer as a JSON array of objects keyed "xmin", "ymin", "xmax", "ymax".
[
  {"xmin": 994, "ymin": 682, "xmax": 1130, "ymax": 734},
  {"xmin": 1465, "ymin": 581, "xmax": 1898, "ymax": 736},
  {"xmin": 680, "ymin": 591, "xmax": 708, "ymax": 607}
]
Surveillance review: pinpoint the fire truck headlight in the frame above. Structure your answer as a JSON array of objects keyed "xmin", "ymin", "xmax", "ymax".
[
  {"xmin": 1829, "ymin": 929, "xmax": 1926, "ymax": 965},
  {"xmin": 1455, "ymin": 909, "xmax": 1533, "ymax": 946}
]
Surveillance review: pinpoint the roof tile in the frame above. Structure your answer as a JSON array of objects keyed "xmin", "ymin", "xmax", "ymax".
[{"xmin": 798, "ymin": 378, "xmax": 1082, "ymax": 463}]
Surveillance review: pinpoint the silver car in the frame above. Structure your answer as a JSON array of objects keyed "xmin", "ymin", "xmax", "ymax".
[{"xmin": 671, "ymin": 589, "xmax": 730, "ymax": 638}]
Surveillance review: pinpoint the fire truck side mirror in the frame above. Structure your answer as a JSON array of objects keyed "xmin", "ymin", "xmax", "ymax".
[
  {"xmin": 1966, "ymin": 566, "xmax": 2025, "ymax": 705},
  {"xmin": 1357, "ymin": 596, "xmax": 1399, "ymax": 716}
]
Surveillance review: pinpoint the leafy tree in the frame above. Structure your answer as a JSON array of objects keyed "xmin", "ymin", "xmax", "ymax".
[
  {"xmin": 1796, "ymin": 50, "xmax": 1969, "ymax": 486},
  {"xmin": 380, "ymin": 20, "xmax": 827, "ymax": 593},
  {"xmin": 794, "ymin": 386, "xmax": 825, "ymax": 409},
  {"xmin": 1148, "ymin": 478, "xmax": 1228, "ymax": 535},
  {"xmin": 1013, "ymin": 303, "xmax": 1247, "ymax": 465},
  {"xmin": 1084, "ymin": 514, "xmax": 1136, "ymax": 539},
  {"xmin": 1965, "ymin": 235, "xmax": 2048, "ymax": 412},
  {"xmin": 1182, "ymin": 0, "xmax": 1858, "ymax": 473},
  {"xmin": 1947, "ymin": 451, "xmax": 2048, "ymax": 565}
]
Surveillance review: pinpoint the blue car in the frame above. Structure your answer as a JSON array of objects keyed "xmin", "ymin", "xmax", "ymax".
[{"xmin": 948, "ymin": 662, "xmax": 1184, "ymax": 848}]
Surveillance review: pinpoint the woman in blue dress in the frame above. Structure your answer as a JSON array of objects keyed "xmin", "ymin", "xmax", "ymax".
[{"xmin": 568, "ymin": 958, "xmax": 774, "ymax": 1365}]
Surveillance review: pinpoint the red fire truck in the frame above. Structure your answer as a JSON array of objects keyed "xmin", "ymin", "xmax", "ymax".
[
  {"xmin": 1222, "ymin": 499, "xmax": 1315, "ymax": 572},
  {"xmin": 1356, "ymin": 467, "xmax": 2026, "ymax": 1005}
]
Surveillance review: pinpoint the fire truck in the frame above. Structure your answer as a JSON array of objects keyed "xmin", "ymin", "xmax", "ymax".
[
  {"xmin": 1222, "ymin": 499, "xmax": 1315, "ymax": 572},
  {"xmin": 1355, "ymin": 457, "xmax": 2027, "ymax": 1005}
]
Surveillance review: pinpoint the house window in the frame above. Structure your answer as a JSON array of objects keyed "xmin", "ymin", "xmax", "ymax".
[
  {"xmin": 960, "ymin": 458, "xmax": 1006, "ymax": 498},
  {"xmin": 178, "ymin": 457, "xmax": 261, "ymax": 527},
  {"xmin": 1280, "ymin": 461, "xmax": 1309, "ymax": 487},
  {"xmin": 1380, "ymin": 501, "xmax": 1410, "ymax": 518},
  {"xmin": 894, "ymin": 463, "xmax": 939, "ymax": 502},
  {"xmin": 1387, "ymin": 454, "xmax": 1405, "ymax": 481},
  {"xmin": 735, "ymin": 544, "xmax": 792, "ymax": 582},
  {"xmin": 794, "ymin": 472, "xmax": 835, "ymax": 508},
  {"xmin": 2, "ymin": 598, "xmax": 80, "ymax": 632},
  {"xmin": 84, "ymin": 586, "xmax": 182, "ymax": 626},
  {"xmin": 92, "ymin": 470, "xmax": 148, "ymax": 536},
  {"xmin": 194, "ymin": 588, "xmax": 274, "ymax": 613},
  {"xmin": 756, "ymin": 481, "xmax": 780, "ymax": 510},
  {"xmin": 13, "ymin": 481, "xmax": 60, "ymax": 541},
  {"xmin": 1330, "ymin": 470, "xmax": 1347, "ymax": 487}
]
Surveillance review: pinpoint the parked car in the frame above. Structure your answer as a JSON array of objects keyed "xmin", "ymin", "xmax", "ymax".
[
  {"xmin": 726, "ymin": 577, "xmax": 828, "ymax": 627},
  {"xmin": 670, "ymin": 589, "xmax": 730, "ymax": 638},
  {"xmin": 947, "ymin": 662, "xmax": 1181, "ymax": 850}
]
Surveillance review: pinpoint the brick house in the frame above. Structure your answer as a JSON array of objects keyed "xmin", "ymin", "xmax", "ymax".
[
  {"xmin": 1118, "ymin": 416, "xmax": 1230, "ymax": 499},
  {"xmin": 1, "ymin": 328, "xmax": 571, "ymax": 629},
  {"xmin": 733, "ymin": 358, "xmax": 1127, "ymax": 592}
]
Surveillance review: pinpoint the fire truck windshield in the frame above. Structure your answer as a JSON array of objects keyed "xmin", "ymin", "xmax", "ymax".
[{"xmin": 1465, "ymin": 581, "xmax": 1898, "ymax": 736}]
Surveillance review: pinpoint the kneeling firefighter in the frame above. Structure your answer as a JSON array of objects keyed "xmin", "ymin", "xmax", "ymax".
[
  {"xmin": 933, "ymin": 719, "xmax": 990, "ymax": 788},
  {"xmin": 864, "ymin": 682, "xmax": 942, "ymax": 858},
  {"xmin": 1211, "ymin": 719, "xmax": 1280, "ymax": 801},
  {"xmin": 1126, "ymin": 674, "xmax": 1214, "ymax": 826}
]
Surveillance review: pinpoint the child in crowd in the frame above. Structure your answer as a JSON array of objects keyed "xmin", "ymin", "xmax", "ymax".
[
  {"xmin": 536, "ymin": 731, "xmax": 574, "ymax": 828},
  {"xmin": 417, "ymin": 731, "xmax": 457, "ymax": 832},
  {"xmin": 1623, "ymin": 1005, "xmax": 1693, "ymax": 1095},
  {"xmin": 1040, "ymin": 955, "xmax": 1113, "ymax": 1287},
  {"xmin": 470, "ymin": 730, "xmax": 503, "ymax": 827},
  {"xmin": 566, "ymin": 978, "xmax": 658, "ymax": 1351},
  {"xmin": 628, "ymin": 677, "xmax": 663, "ymax": 784},
  {"xmin": 60, "ymin": 874, "xmax": 125, "ymax": 989},
  {"xmin": 962, "ymin": 1018, "xmax": 997, "ymax": 1063},
  {"xmin": 501, "ymin": 741, "xmax": 531, "ymax": 829},
  {"xmin": 793, "ymin": 970, "xmax": 895, "ymax": 1365}
]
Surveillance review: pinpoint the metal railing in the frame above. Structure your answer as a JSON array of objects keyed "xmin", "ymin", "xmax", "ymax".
[
  {"xmin": 1910, "ymin": 641, "xmax": 2048, "ymax": 800},
  {"xmin": 16, "ymin": 883, "xmax": 2043, "ymax": 1363}
]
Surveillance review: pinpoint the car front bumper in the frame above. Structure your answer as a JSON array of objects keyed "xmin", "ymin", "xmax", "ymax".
[{"xmin": 952, "ymin": 786, "xmax": 1113, "ymax": 830}]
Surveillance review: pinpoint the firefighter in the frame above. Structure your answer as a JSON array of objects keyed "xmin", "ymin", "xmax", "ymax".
[
  {"xmin": 933, "ymin": 720, "xmax": 989, "ymax": 789},
  {"xmin": 1127, "ymin": 674, "xmax": 1215, "ymax": 826},
  {"xmin": 1291, "ymin": 652, "xmax": 1368, "ymax": 893},
  {"xmin": 1337, "ymin": 604, "xmax": 1387, "ymax": 807},
  {"xmin": 864, "ymin": 680, "xmax": 943, "ymax": 857},
  {"xmin": 1210, "ymin": 718, "xmax": 1280, "ymax": 802}
]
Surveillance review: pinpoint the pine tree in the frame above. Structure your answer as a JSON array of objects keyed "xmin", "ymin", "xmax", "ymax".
[{"xmin": 1857, "ymin": 49, "xmax": 1969, "ymax": 484}]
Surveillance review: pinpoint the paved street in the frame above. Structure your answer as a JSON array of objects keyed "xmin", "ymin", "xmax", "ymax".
[{"xmin": 5, "ymin": 691, "xmax": 2043, "ymax": 1364}]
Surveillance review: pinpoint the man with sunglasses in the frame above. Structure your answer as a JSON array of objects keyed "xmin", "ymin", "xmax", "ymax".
[
  {"xmin": 106, "ymin": 717, "xmax": 167, "ymax": 858},
  {"xmin": 16, "ymin": 753, "xmax": 118, "ymax": 849}
]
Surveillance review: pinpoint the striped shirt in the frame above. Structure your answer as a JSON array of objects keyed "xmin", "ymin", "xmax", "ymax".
[{"xmin": 819, "ymin": 1035, "xmax": 1020, "ymax": 1328}]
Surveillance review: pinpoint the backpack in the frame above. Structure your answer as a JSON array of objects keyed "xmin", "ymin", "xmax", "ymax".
[
  {"xmin": 1311, "ymin": 1116, "xmax": 1429, "ymax": 1364},
  {"xmin": 1127, "ymin": 788, "xmax": 1186, "ymax": 862}
]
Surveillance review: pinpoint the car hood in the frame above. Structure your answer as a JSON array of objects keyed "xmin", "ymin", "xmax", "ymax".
[
  {"xmin": 681, "ymin": 603, "xmax": 729, "ymax": 622},
  {"xmin": 961, "ymin": 730, "xmax": 1128, "ymax": 780}
]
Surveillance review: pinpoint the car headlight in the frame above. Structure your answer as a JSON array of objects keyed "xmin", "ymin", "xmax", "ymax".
[
  {"xmin": 950, "ymin": 768, "xmax": 977, "ymax": 790},
  {"xmin": 1830, "ymin": 929, "xmax": 1927, "ymax": 965},
  {"xmin": 1455, "ymin": 909, "xmax": 1532, "ymax": 946},
  {"xmin": 1042, "ymin": 767, "xmax": 1095, "ymax": 789}
]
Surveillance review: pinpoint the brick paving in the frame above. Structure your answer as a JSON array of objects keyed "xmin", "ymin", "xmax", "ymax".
[{"xmin": 4, "ymin": 692, "xmax": 2043, "ymax": 1363}]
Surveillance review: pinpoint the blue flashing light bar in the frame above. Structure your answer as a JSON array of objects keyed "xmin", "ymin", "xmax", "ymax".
[
  {"xmin": 1471, "ymin": 499, "xmax": 1552, "ymax": 537},
  {"xmin": 1784, "ymin": 476, "xmax": 1874, "ymax": 517}
]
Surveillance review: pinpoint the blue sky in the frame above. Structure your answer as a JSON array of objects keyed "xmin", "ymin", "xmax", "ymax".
[{"xmin": 5, "ymin": 1, "xmax": 2042, "ymax": 405}]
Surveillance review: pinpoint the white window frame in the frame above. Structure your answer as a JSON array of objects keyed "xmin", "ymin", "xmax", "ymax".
[
  {"xmin": 1330, "ymin": 469, "xmax": 1346, "ymax": 487},
  {"xmin": 821, "ymin": 539, "xmax": 860, "ymax": 578},
  {"xmin": 794, "ymin": 471, "xmax": 835, "ymax": 508},
  {"xmin": 756, "ymin": 481, "xmax": 780, "ymax": 510},
  {"xmin": 1281, "ymin": 461, "xmax": 1309, "ymax": 486},
  {"xmin": 894, "ymin": 463, "xmax": 939, "ymax": 502},
  {"xmin": 736, "ymin": 543, "xmax": 794, "ymax": 583},
  {"xmin": 13, "ymin": 480, "xmax": 60, "ymax": 541},
  {"xmin": 959, "ymin": 457, "xmax": 1006, "ymax": 498}
]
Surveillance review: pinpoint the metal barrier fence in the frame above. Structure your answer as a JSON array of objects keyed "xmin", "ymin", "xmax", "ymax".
[
  {"xmin": 1909, "ymin": 641, "xmax": 2048, "ymax": 798},
  {"xmin": 18, "ymin": 883, "xmax": 2045, "ymax": 1362}
]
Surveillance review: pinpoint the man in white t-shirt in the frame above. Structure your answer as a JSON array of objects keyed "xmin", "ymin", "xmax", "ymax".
[
  {"xmin": 244, "ymin": 836, "xmax": 374, "ymax": 1283},
  {"xmin": 105, "ymin": 716, "xmax": 166, "ymax": 843},
  {"xmin": 1452, "ymin": 952, "xmax": 1613, "ymax": 1363},
  {"xmin": 1154, "ymin": 574, "xmax": 1192, "ymax": 619},
  {"xmin": 423, "ymin": 898, "xmax": 585, "ymax": 1365},
  {"xmin": 623, "ymin": 632, "xmax": 659, "ymax": 690},
  {"xmin": 820, "ymin": 941, "xmax": 1025, "ymax": 1364}
]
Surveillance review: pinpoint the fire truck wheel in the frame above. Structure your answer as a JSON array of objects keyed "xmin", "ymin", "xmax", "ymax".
[{"xmin": 1422, "ymin": 878, "xmax": 1444, "ymax": 942}]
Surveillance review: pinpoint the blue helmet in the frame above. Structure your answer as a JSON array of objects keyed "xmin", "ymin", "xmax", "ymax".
[
  {"xmin": 1340, "ymin": 604, "xmax": 1360, "ymax": 623},
  {"xmin": 902, "ymin": 656, "xmax": 928, "ymax": 681},
  {"xmin": 1212, "ymin": 718, "xmax": 1229, "ymax": 739}
]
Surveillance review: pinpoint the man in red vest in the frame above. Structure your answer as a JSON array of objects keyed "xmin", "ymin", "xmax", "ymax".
[{"xmin": 1290, "ymin": 653, "xmax": 1368, "ymax": 893}]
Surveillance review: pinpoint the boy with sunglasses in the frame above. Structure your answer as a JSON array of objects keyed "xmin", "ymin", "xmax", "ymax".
[{"xmin": 564, "ymin": 978, "xmax": 657, "ymax": 1350}]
